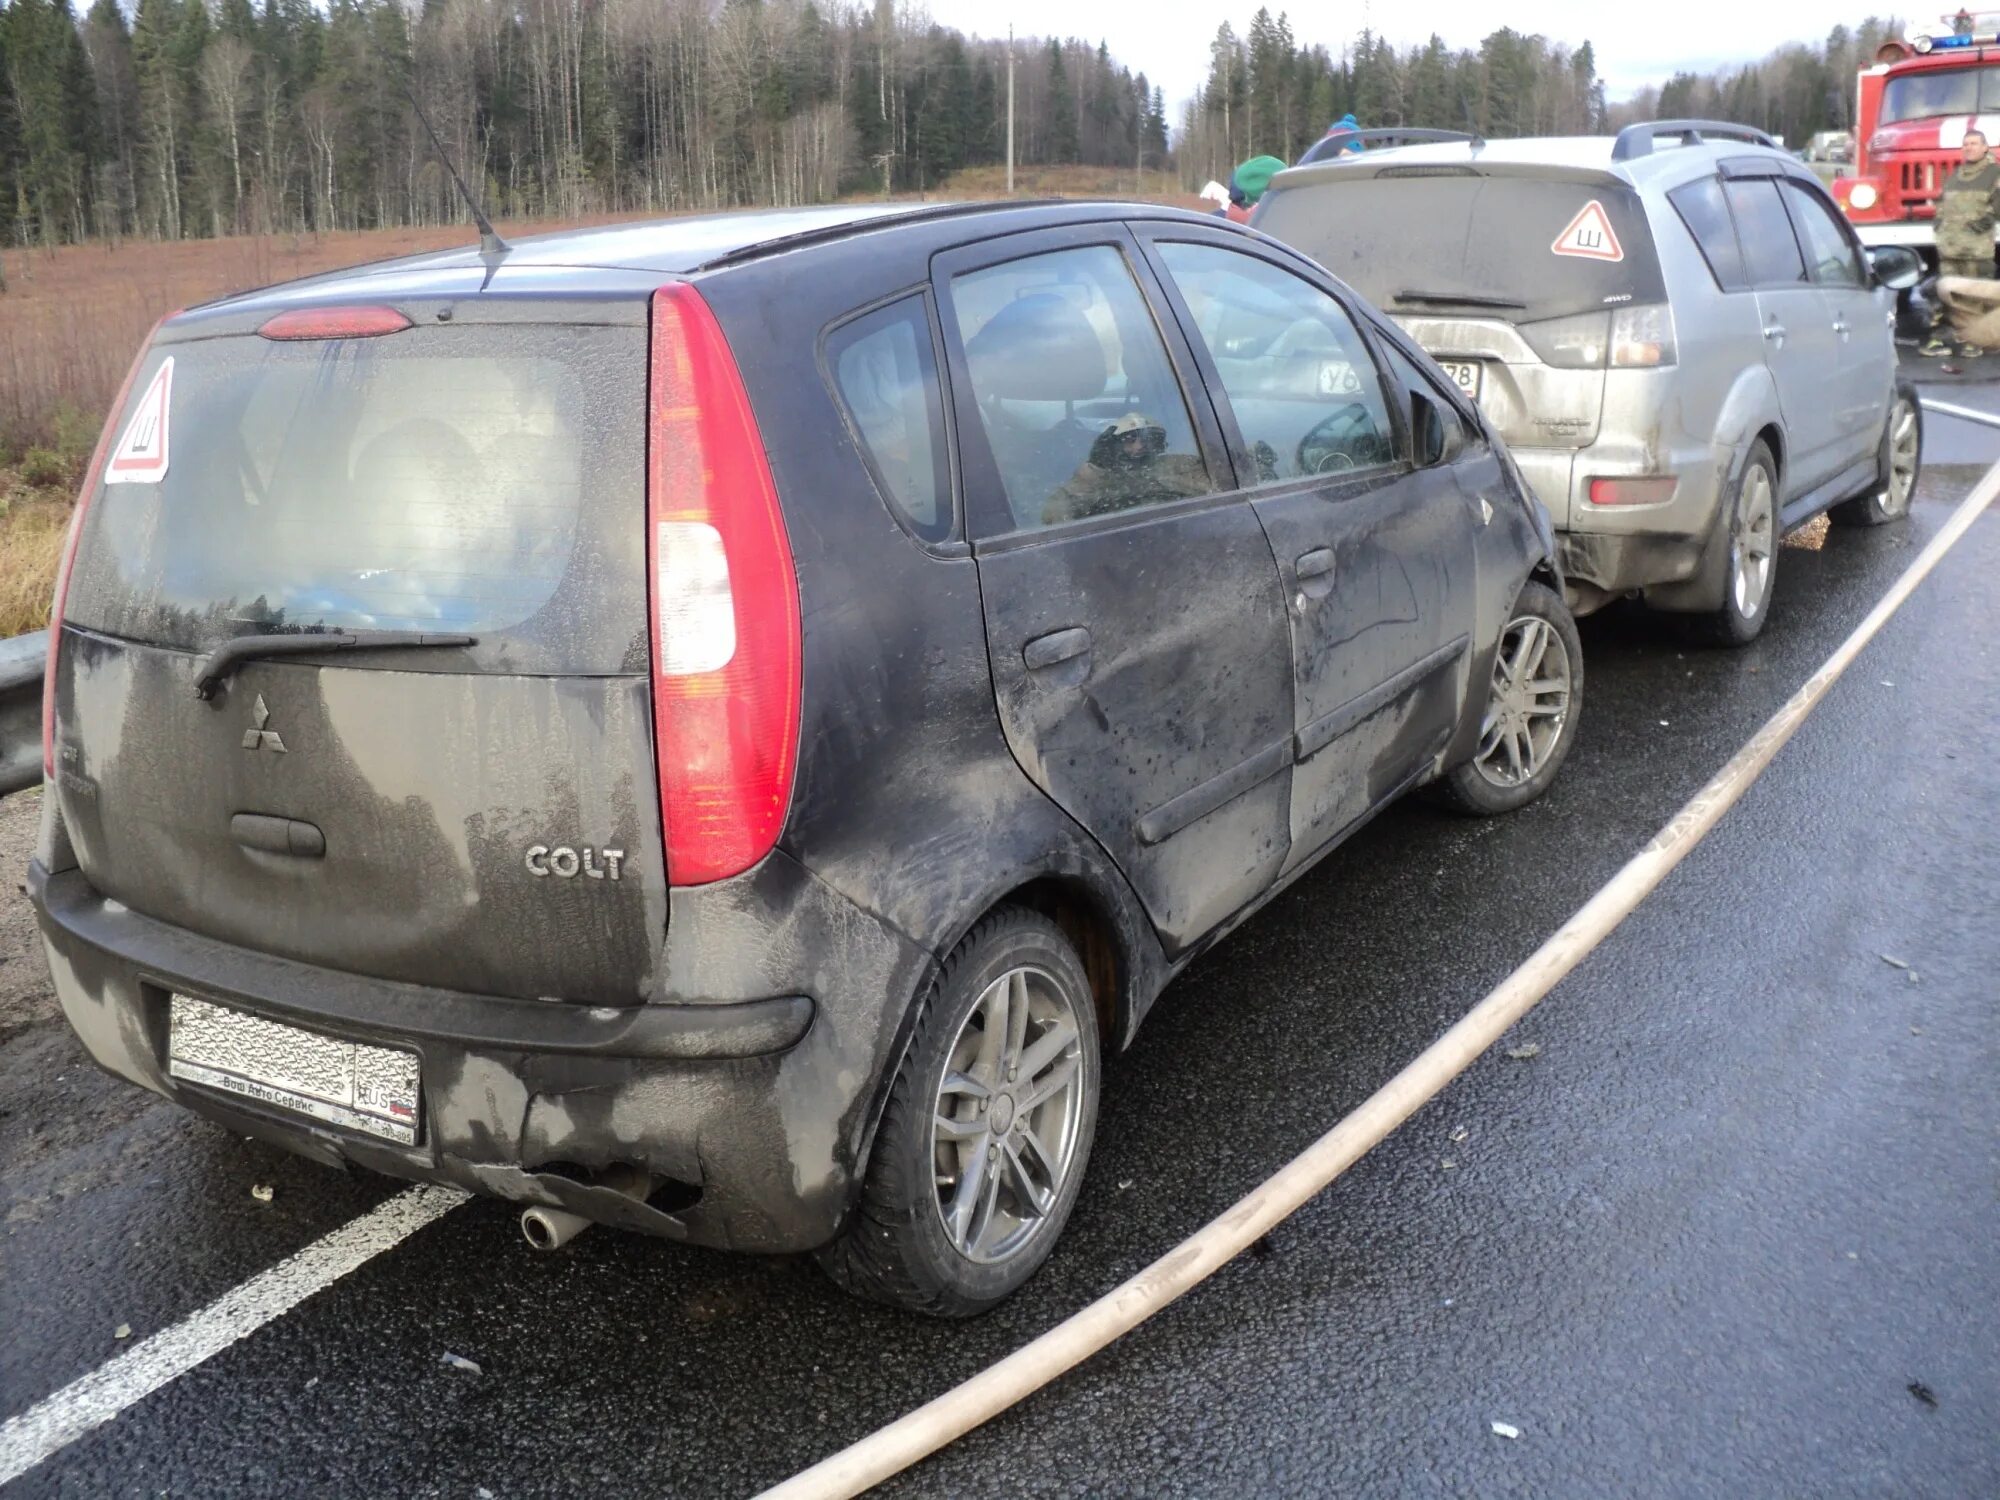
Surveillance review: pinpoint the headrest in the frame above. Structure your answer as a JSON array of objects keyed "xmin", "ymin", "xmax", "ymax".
[{"xmin": 965, "ymin": 293, "xmax": 1108, "ymax": 402}]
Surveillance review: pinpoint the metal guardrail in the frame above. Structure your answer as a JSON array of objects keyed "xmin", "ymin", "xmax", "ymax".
[{"xmin": 0, "ymin": 629, "xmax": 47, "ymax": 798}]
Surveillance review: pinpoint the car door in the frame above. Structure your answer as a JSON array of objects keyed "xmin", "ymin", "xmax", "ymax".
[
  {"xmin": 1721, "ymin": 169, "xmax": 1846, "ymax": 495},
  {"xmin": 1781, "ymin": 175, "xmax": 1895, "ymax": 467},
  {"xmin": 935, "ymin": 227, "xmax": 1296, "ymax": 954},
  {"xmin": 1139, "ymin": 230, "xmax": 1480, "ymax": 872}
]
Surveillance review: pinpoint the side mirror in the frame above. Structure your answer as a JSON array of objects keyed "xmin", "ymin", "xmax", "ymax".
[
  {"xmin": 1868, "ymin": 244, "xmax": 1924, "ymax": 291},
  {"xmin": 1411, "ymin": 389, "xmax": 1464, "ymax": 467}
]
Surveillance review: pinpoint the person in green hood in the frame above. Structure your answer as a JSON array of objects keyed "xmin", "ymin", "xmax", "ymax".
[
  {"xmin": 1923, "ymin": 129, "xmax": 2000, "ymax": 357},
  {"xmin": 1226, "ymin": 155, "xmax": 1290, "ymax": 222}
]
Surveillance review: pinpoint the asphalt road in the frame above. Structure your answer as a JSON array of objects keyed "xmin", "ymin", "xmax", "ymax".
[{"xmin": 2, "ymin": 400, "xmax": 1996, "ymax": 1498}]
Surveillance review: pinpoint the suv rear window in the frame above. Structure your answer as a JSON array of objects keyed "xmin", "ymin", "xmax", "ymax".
[
  {"xmin": 64, "ymin": 321, "xmax": 647, "ymax": 675},
  {"xmin": 1257, "ymin": 174, "xmax": 1666, "ymax": 325}
]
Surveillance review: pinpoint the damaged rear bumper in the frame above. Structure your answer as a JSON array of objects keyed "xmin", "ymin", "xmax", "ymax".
[{"xmin": 28, "ymin": 859, "xmax": 887, "ymax": 1253}]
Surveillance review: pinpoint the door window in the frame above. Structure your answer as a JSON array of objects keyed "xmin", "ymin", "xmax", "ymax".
[
  {"xmin": 1781, "ymin": 181, "xmax": 1867, "ymax": 288},
  {"xmin": 1156, "ymin": 242, "xmax": 1396, "ymax": 485},
  {"xmin": 1668, "ymin": 176, "xmax": 1750, "ymax": 292},
  {"xmin": 1722, "ymin": 179, "xmax": 1807, "ymax": 287},
  {"xmin": 826, "ymin": 296, "xmax": 953, "ymax": 543},
  {"xmin": 949, "ymin": 245, "xmax": 1215, "ymax": 533}
]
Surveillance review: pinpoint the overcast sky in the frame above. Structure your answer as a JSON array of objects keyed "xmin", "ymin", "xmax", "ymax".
[{"xmin": 921, "ymin": 0, "xmax": 1859, "ymax": 114}]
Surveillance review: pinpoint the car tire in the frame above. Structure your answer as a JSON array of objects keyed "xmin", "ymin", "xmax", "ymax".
[
  {"xmin": 1682, "ymin": 440, "xmax": 1779, "ymax": 648},
  {"xmin": 1829, "ymin": 383, "xmax": 1921, "ymax": 528},
  {"xmin": 815, "ymin": 906, "xmax": 1100, "ymax": 1317},
  {"xmin": 1429, "ymin": 580, "xmax": 1583, "ymax": 817}
]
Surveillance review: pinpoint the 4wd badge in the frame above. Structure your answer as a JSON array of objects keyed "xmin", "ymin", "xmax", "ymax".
[{"xmin": 242, "ymin": 694, "xmax": 286, "ymax": 753}]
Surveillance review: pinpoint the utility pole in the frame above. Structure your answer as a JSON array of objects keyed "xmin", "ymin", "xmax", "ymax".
[{"xmin": 1006, "ymin": 27, "xmax": 1016, "ymax": 195}]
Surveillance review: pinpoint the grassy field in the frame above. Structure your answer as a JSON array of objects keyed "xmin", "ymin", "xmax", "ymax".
[{"xmin": 0, "ymin": 169, "xmax": 1199, "ymax": 637}]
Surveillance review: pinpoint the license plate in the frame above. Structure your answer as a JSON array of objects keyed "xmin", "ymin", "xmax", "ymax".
[
  {"xmin": 1439, "ymin": 360, "xmax": 1482, "ymax": 399},
  {"xmin": 168, "ymin": 994, "xmax": 421, "ymax": 1145}
]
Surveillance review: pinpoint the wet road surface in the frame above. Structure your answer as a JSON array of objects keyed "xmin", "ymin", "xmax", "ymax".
[{"xmin": 2, "ymin": 435, "xmax": 1996, "ymax": 1496}]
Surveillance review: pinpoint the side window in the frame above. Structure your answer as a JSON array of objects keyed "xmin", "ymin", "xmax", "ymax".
[
  {"xmin": 1668, "ymin": 176, "xmax": 1750, "ymax": 292},
  {"xmin": 1781, "ymin": 181, "xmax": 1867, "ymax": 289},
  {"xmin": 825, "ymin": 296, "xmax": 952, "ymax": 543},
  {"xmin": 949, "ymin": 244, "xmax": 1215, "ymax": 534},
  {"xmin": 1156, "ymin": 242, "xmax": 1396, "ymax": 485},
  {"xmin": 1722, "ymin": 178, "xmax": 1807, "ymax": 287}
]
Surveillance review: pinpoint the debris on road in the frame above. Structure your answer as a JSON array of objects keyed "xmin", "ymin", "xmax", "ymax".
[
  {"xmin": 113, "ymin": 1324, "xmax": 131, "ymax": 1340},
  {"xmin": 250, "ymin": 1183, "xmax": 274, "ymax": 1203},
  {"xmin": 1880, "ymin": 954, "xmax": 1910, "ymax": 970},
  {"xmin": 1908, "ymin": 1380, "xmax": 1939, "ymax": 1409},
  {"xmin": 1505, "ymin": 1043, "xmax": 1542, "ymax": 1060},
  {"xmin": 1450, "ymin": 1126, "xmax": 1469, "ymax": 1143},
  {"xmin": 441, "ymin": 1352, "xmax": 483, "ymax": 1375},
  {"xmin": 1491, "ymin": 1420, "xmax": 1522, "ymax": 1440}
]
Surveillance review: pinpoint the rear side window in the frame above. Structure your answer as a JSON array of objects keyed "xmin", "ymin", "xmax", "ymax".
[
  {"xmin": 1781, "ymin": 181, "xmax": 1866, "ymax": 288},
  {"xmin": 1722, "ymin": 179, "xmax": 1807, "ymax": 287},
  {"xmin": 64, "ymin": 322, "xmax": 646, "ymax": 674},
  {"xmin": 825, "ymin": 296, "xmax": 952, "ymax": 543},
  {"xmin": 1258, "ymin": 175, "xmax": 1666, "ymax": 325},
  {"xmin": 1155, "ymin": 242, "xmax": 1395, "ymax": 484},
  {"xmin": 949, "ymin": 244, "xmax": 1215, "ymax": 534},
  {"xmin": 1668, "ymin": 176, "xmax": 1749, "ymax": 292}
]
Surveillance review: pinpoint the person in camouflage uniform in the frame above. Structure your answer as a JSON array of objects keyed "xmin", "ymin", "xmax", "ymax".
[
  {"xmin": 1922, "ymin": 128, "xmax": 2000, "ymax": 357},
  {"xmin": 1042, "ymin": 413, "xmax": 1212, "ymax": 525}
]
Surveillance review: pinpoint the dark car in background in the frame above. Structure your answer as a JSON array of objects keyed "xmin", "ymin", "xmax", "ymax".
[{"xmin": 31, "ymin": 201, "xmax": 1578, "ymax": 1313}]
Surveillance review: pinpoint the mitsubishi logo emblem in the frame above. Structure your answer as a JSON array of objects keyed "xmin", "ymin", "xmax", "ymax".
[{"xmin": 242, "ymin": 694, "xmax": 286, "ymax": 753}]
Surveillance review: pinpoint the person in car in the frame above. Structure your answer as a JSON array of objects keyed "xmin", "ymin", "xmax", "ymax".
[
  {"xmin": 1044, "ymin": 412, "xmax": 1210, "ymax": 523},
  {"xmin": 1923, "ymin": 128, "xmax": 2000, "ymax": 357}
]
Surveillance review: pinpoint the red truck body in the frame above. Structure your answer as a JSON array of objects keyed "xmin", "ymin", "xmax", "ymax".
[{"xmin": 1831, "ymin": 27, "xmax": 2000, "ymax": 260}]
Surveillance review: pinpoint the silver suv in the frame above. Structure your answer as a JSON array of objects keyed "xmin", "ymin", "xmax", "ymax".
[{"xmin": 1256, "ymin": 121, "xmax": 1925, "ymax": 644}]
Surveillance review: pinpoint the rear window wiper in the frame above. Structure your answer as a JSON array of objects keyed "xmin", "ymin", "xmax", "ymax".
[
  {"xmin": 1393, "ymin": 289, "xmax": 1529, "ymax": 310},
  {"xmin": 193, "ymin": 630, "xmax": 477, "ymax": 700}
]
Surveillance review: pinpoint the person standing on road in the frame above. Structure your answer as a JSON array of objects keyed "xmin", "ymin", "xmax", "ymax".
[
  {"xmin": 1225, "ymin": 155, "xmax": 1289, "ymax": 223},
  {"xmin": 1922, "ymin": 128, "xmax": 2000, "ymax": 357}
]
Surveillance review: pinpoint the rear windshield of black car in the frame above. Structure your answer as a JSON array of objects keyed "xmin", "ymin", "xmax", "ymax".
[
  {"xmin": 63, "ymin": 320, "xmax": 647, "ymax": 676},
  {"xmin": 1257, "ymin": 173, "xmax": 1666, "ymax": 324}
]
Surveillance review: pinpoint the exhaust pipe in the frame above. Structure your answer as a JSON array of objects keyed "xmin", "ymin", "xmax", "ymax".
[{"xmin": 520, "ymin": 1164, "xmax": 650, "ymax": 1252}]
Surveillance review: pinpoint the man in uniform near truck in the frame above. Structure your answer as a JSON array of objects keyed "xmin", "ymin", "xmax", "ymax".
[{"xmin": 1922, "ymin": 127, "xmax": 2000, "ymax": 357}]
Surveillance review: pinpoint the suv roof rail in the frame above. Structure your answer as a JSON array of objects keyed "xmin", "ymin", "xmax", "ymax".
[
  {"xmin": 1611, "ymin": 119, "xmax": 1779, "ymax": 161},
  {"xmin": 1296, "ymin": 127, "xmax": 1482, "ymax": 166}
]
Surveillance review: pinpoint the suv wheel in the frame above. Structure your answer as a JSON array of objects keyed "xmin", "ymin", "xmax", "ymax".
[
  {"xmin": 817, "ymin": 907, "xmax": 1099, "ymax": 1316},
  {"xmin": 1684, "ymin": 440, "xmax": 1779, "ymax": 647},
  {"xmin": 1830, "ymin": 383, "xmax": 1921, "ymax": 528},
  {"xmin": 1430, "ymin": 580, "xmax": 1582, "ymax": 816}
]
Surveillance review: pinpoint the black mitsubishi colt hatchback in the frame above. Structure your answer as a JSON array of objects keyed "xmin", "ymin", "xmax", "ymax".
[{"xmin": 32, "ymin": 201, "xmax": 1580, "ymax": 1314}]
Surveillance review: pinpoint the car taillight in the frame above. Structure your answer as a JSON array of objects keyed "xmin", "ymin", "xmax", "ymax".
[
  {"xmin": 258, "ymin": 305, "xmax": 411, "ymax": 339},
  {"xmin": 1587, "ymin": 477, "xmax": 1678, "ymax": 507},
  {"xmin": 43, "ymin": 312, "xmax": 176, "ymax": 779},
  {"xmin": 1518, "ymin": 310, "xmax": 1609, "ymax": 368},
  {"xmin": 1609, "ymin": 303, "xmax": 1677, "ymax": 368},
  {"xmin": 646, "ymin": 282, "xmax": 801, "ymax": 886}
]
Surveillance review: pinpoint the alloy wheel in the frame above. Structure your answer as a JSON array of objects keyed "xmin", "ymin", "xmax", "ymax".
[
  {"xmin": 1731, "ymin": 464, "xmax": 1776, "ymax": 620},
  {"xmin": 930, "ymin": 965, "xmax": 1087, "ymax": 1265},
  {"xmin": 1884, "ymin": 398, "xmax": 1919, "ymax": 517},
  {"xmin": 1473, "ymin": 612, "xmax": 1573, "ymax": 789}
]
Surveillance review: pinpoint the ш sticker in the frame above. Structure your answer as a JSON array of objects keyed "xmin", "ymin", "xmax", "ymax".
[
  {"xmin": 1552, "ymin": 201, "xmax": 1623, "ymax": 262},
  {"xmin": 105, "ymin": 356, "xmax": 174, "ymax": 484}
]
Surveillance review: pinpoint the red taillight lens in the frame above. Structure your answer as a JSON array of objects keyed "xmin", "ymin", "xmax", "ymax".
[
  {"xmin": 1587, "ymin": 476, "xmax": 1678, "ymax": 507},
  {"xmin": 258, "ymin": 305, "xmax": 411, "ymax": 340},
  {"xmin": 43, "ymin": 312, "xmax": 177, "ymax": 778},
  {"xmin": 646, "ymin": 282, "xmax": 802, "ymax": 886}
]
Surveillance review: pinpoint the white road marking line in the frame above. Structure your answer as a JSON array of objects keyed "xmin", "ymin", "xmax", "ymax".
[
  {"xmin": 0, "ymin": 1183, "xmax": 467, "ymax": 1485},
  {"xmin": 759, "ymin": 457, "xmax": 2000, "ymax": 1500},
  {"xmin": 1920, "ymin": 396, "xmax": 2000, "ymax": 431}
]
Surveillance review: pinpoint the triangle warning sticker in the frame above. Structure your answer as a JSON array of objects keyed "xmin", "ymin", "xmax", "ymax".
[
  {"xmin": 105, "ymin": 356, "xmax": 174, "ymax": 484},
  {"xmin": 1551, "ymin": 200, "xmax": 1623, "ymax": 262}
]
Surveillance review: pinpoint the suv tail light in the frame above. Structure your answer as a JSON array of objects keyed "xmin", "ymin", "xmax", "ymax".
[
  {"xmin": 1518, "ymin": 309, "xmax": 1609, "ymax": 368},
  {"xmin": 1519, "ymin": 304, "xmax": 1676, "ymax": 369},
  {"xmin": 43, "ymin": 313, "xmax": 176, "ymax": 779},
  {"xmin": 646, "ymin": 282, "xmax": 801, "ymax": 886},
  {"xmin": 1609, "ymin": 303, "xmax": 1677, "ymax": 368}
]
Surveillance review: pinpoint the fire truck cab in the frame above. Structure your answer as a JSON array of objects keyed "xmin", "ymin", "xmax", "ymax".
[{"xmin": 1832, "ymin": 15, "xmax": 2000, "ymax": 266}]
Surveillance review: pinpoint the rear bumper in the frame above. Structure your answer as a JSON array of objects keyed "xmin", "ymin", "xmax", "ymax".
[
  {"xmin": 1514, "ymin": 438, "xmax": 1727, "ymax": 607},
  {"xmin": 29, "ymin": 859, "xmax": 903, "ymax": 1253}
]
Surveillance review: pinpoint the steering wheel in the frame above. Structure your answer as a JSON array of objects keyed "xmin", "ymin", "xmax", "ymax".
[{"xmin": 1297, "ymin": 403, "xmax": 1383, "ymax": 477}]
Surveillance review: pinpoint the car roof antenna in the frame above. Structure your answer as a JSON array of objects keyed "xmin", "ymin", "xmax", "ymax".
[{"xmin": 406, "ymin": 90, "xmax": 509, "ymax": 262}]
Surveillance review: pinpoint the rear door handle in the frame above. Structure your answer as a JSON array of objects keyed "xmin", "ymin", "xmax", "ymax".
[
  {"xmin": 1023, "ymin": 626, "xmax": 1091, "ymax": 671},
  {"xmin": 1295, "ymin": 547, "xmax": 1336, "ymax": 581},
  {"xmin": 1762, "ymin": 323, "xmax": 1787, "ymax": 346},
  {"xmin": 1832, "ymin": 319, "xmax": 1850, "ymax": 337}
]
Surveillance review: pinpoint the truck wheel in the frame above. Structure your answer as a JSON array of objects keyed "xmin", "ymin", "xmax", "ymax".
[
  {"xmin": 1830, "ymin": 384, "xmax": 1921, "ymax": 528},
  {"xmin": 1429, "ymin": 581, "xmax": 1582, "ymax": 817},
  {"xmin": 816, "ymin": 907, "xmax": 1099, "ymax": 1317},
  {"xmin": 1683, "ymin": 441, "xmax": 1778, "ymax": 647}
]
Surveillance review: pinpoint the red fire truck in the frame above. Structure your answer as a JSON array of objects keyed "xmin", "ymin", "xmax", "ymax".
[{"xmin": 1831, "ymin": 13, "xmax": 2000, "ymax": 263}]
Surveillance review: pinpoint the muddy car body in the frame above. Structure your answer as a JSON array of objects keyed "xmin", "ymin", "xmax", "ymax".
[{"xmin": 30, "ymin": 201, "xmax": 1575, "ymax": 1310}]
